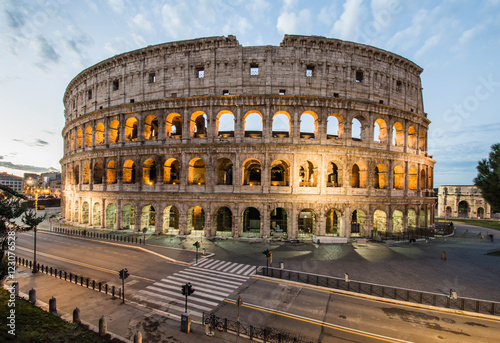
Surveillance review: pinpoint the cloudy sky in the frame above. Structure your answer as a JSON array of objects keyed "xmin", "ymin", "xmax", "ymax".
[{"xmin": 0, "ymin": 0, "xmax": 499, "ymax": 186}]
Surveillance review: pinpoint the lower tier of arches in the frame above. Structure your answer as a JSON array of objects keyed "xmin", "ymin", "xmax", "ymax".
[{"xmin": 62, "ymin": 193, "xmax": 435, "ymax": 240}]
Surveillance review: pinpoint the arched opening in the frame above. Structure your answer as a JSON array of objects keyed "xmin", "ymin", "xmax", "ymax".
[
  {"xmin": 477, "ymin": 207, "xmax": 485, "ymax": 219},
  {"xmin": 326, "ymin": 162, "xmax": 341, "ymax": 187},
  {"xmin": 408, "ymin": 167, "xmax": 417, "ymax": 190},
  {"xmin": 142, "ymin": 159, "xmax": 157, "ymax": 185},
  {"xmin": 408, "ymin": 126, "xmax": 417, "ymax": 149},
  {"xmin": 272, "ymin": 112, "xmax": 291, "ymax": 138},
  {"xmin": 144, "ymin": 114, "xmax": 159, "ymax": 140},
  {"xmin": 445, "ymin": 206, "xmax": 452, "ymax": 217},
  {"xmin": 217, "ymin": 158, "xmax": 233, "ymax": 185},
  {"xmin": 188, "ymin": 158, "xmax": 206, "ymax": 185},
  {"xmin": 125, "ymin": 117, "xmax": 138, "ymax": 142},
  {"xmin": 67, "ymin": 202, "xmax": 72, "ymax": 221},
  {"xmin": 216, "ymin": 207, "xmax": 233, "ymax": 236},
  {"xmin": 351, "ymin": 209, "xmax": 366, "ymax": 237},
  {"xmin": 82, "ymin": 202, "xmax": 89, "ymax": 224},
  {"xmin": 458, "ymin": 201, "xmax": 469, "ymax": 218},
  {"xmin": 82, "ymin": 163, "xmax": 90, "ymax": 184},
  {"xmin": 242, "ymin": 207, "xmax": 260, "ymax": 237},
  {"xmin": 374, "ymin": 163, "xmax": 387, "ymax": 189},
  {"xmin": 242, "ymin": 159, "xmax": 261, "ymax": 186},
  {"xmin": 73, "ymin": 201, "xmax": 79, "ymax": 223},
  {"xmin": 74, "ymin": 165, "xmax": 80, "ymax": 185},
  {"xmin": 77, "ymin": 128, "xmax": 83, "ymax": 149},
  {"xmin": 187, "ymin": 206, "xmax": 205, "ymax": 235},
  {"xmin": 393, "ymin": 165, "xmax": 405, "ymax": 189},
  {"xmin": 327, "ymin": 113, "xmax": 343, "ymax": 139},
  {"xmin": 392, "ymin": 210, "xmax": 404, "ymax": 234},
  {"xmin": 270, "ymin": 159, "xmax": 290, "ymax": 186},
  {"xmin": 352, "ymin": 162, "xmax": 367, "ymax": 188},
  {"xmin": 164, "ymin": 158, "xmax": 180, "ymax": 184},
  {"xmin": 122, "ymin": 204, "xmax": 135, "ymax": 230},
  {"xmin": 392, "ymin": 122, "xmax": 404, "ymax": 146},
  {"xmin": 107, "ymin": 161, "xmax": 117, "ymax": 184},
  {"xmin": 166, "ymin": 113, "xmax": 182, "ymax": 138},
  {"xmin": 96, "ymin": 123, "xmax": 105, "ymax": 145},
  {"xmin": 141, "ymin": 205, "xmax": 156, "ymax": 232},
  {"xmin": 419, "ymin": 129, "xmax": 426, "ymax": 151},
  {"xmin": 351, "ymin": 117, "xmax": 362, "ymax": 141},
  {"xmin": 162, "ymin": 205, "xmax": 179, "ymax": 234},
  {"xmin": 300, "ymin": 112, "xmax": 316, "ymax": 139},
  {"xmin": 217, "ymin": 111, "xmax": 235, "ymax": 137},
  {"xmin": 191, "ymin": 111, "xmax": 207, "ymax": 138},
  {"xmin": 109, "ymin": 120, "xmax": 120, "ymax": 144},
  {"xmin": 373, "ymin": 209, "xmax": 387, "ymax": 235},
  {"xmin": 419, "ymin": 208, "xmax": 426, "ymax": 227},
  {"xmin": 105, "ymin": 203, "xmax": 116, "ymax": 229},
  {"xmin": 374, "ymin": 118, "xmax": 387, "ymax": 143},
  {"xmin": 270, "ymin": 207, "xmax": 288, "ymax": 238},
  {"xmin": 326, "ymin": 209, "xmax": 342, "ymax": 236},
  {"xmin": 244, "ymin": 112, "xmax": 263, "ymax": 137},
  {"xmin": 93, "ymin": 162, "xmax": 103, "ymax": 184},
  {"xmin": 299, "ymin": 160, "xmax": 317, "ymax": 187},
  {"xmin": 70, "ymin": 131, "xmax": 75, "ymax": 150},
  {"xmin": 408, "ymin": 209, "xmax": 416, "ymax": 229},
  {"xmin": 298, "ymin": 209, "xmax": 316, "ymax": 238},
  {"xmin": 123, "ymin": 160, "xmax": 136, "ymax": 184},
  {"xmin": 420, "ymin": 169, "xmax": 427, "ymax": 189},
  {"xmin": 85, "ymin": 126, "xmax": 93, "ymax": 147}
]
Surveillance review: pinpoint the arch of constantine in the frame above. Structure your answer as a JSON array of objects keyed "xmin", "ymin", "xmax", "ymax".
[
  {"xmin": 437, "ymin": 185, "xmax": 491, "ymax": 219},
  {"xmin": 61, "ymin": 35, "xmax": 436, "ymax": 240}
]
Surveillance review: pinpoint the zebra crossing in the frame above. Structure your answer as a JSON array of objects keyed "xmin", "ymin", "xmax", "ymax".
[{"xmin": 134, "ymin": 259, "xmax": 255, "ymax": 320}]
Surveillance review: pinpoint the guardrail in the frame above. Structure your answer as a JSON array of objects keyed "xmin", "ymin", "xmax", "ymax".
[
  {"xmin": 257, "ymin": 267, "xmax": 499, "ymax": 316},
  {"xmin": 52, "ymin": 226, "xmax": 145, "ymax": 244},
  {"xmin": 202, "ymin": 312, "xmax": 313, "ymax": 343},
  {"xmin": 15, "ymin": 257, "xmax": 121, "ymax": 299}
]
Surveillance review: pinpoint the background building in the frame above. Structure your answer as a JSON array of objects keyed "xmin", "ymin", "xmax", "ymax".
[
  {"xmin": 61, "ymin": 35, "xmax": 436, "ymax": 240},
  {"xmin": 0, "ymin": 172, "xmax": 23, "ymax": 193},
  {"xmin": 437, "ymin": 185, "xmax": 491, "ymax": 219}
]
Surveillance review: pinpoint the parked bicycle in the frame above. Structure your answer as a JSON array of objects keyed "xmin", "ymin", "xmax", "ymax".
[{"xmin": 205, "ymin": 313, "xmax": 224, "ymax": 331}]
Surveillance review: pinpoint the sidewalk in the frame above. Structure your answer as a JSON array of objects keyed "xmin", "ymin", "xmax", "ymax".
[{"xmin": 11, "ymin": 266, "xmax": 249, "ymax": 343}]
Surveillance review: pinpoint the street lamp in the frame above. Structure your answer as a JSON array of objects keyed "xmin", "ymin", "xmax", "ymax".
[{"xmin": 31, "ymin": 185, "xmax": 40, "ymax": 273}]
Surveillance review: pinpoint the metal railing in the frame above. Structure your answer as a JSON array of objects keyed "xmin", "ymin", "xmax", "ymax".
[
  {"xmin": 202, "ymin": 312, "xmax": 313, "ymax": 343},
  {"xmin": 258, "ymin": 267, "xmax": 499, "ymax": 316},
  {"xmin": 371, "ymin": 227, "xmax": 440, "ymax": 241},
  {"xmin": 52, "ymin": 226, "xmax": 144, "ymax": 244}
]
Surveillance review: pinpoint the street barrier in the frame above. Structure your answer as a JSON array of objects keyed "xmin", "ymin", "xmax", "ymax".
[
  {"xmin": 52, "ymin": 226, "xmax": 143, "ymax": 245},
  {"xmin": 257, "ymin": 267, "xmax": 500, "ymax": 316}
]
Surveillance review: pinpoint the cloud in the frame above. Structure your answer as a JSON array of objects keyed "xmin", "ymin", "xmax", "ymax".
[
  {"xmin": 415, "ymin": 34, "xmax": 440, "ymax": 58},
  {"xmin": 0, "ymin": 160, "xmax": 59, "ymax": 173},
  {"xmin": 13, "ymin": 139, "xmax": 49, "ymax": 147},
  {"xmin": 132, "ymin": 13, "xmax": 154, "ymax": 33},
  {"xmin": 31, "ymin": 35, "xmax": 60, "ymax": 68},
  {"xmin": 276, "ymin": 8, "xmax": 312, "ymax": 34},
  {"xmin": 223, "ymin": 15, "xmax": 252, "ymax": 36},
  {"xmin": 332, "ymin": 0, "xmax": 365, "ymax": 40},
  {"xmin": 108, "ymin": 0, "xmax": 124, "ymax": 13},
  {"xmin": 457, "ymin": 25, "xmax": 483, "ymax": 47}
]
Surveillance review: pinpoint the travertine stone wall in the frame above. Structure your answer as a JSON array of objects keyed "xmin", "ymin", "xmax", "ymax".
[{"xmin": 61, "ymin": 35, "xmax": 436, "ymax": 240}]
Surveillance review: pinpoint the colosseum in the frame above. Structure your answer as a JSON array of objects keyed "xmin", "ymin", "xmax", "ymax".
[{"xmin": 61, "ymin": 35, "xmax": 436, "ymax": 242}]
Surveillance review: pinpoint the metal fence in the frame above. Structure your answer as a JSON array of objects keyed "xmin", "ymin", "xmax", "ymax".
[
  {"xmin": 371, "ymin": 227, "xmax": 444, "ymax": 241},
  {"xmin": 15, "ymin": 256, "xmax": 121, "ymax": 299},
  {"xmin": 202, "ymin": 312, "xmax": 313, "ymax": 343},
  {"xmin": 52, "ymin": 226, "xmax": 144, "ymax": 244},
  {"xmin": 258, "ymin": 267, "xmax": 499, "ymax": 316}
]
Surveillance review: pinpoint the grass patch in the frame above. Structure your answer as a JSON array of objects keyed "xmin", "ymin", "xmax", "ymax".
[
  {"xmin": 0, "ymin": 287, "xmax": 111, "ymax": 342},
  {"xmin": 436, "ymin": 218, "xmax": 500, "ymax": 231}
]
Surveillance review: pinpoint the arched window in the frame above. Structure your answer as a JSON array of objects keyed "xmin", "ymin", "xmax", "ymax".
[
  {"xmin": 142, "ymin": 159, "xmax": 156, "ymax": 185},
  {"xmin": 109, "ymin": 120, "xmax": 120, "ymax": 143},
  {"xmin": 327, "ymin": 114, "xmax": 343, "ymax": 139},
  {"xmin": 270, "ymin": 159, "xmax": 290, "ymax": 186},
  {"xmin": 374, "ymin": 118, "xmax": 387, "ymax": 143},
  {"xmin": 419, "ymin": 129, "xmax": 426, "ymax": 151},
  {"xmin": 326, "ymin": 209, "xmax": 342, "ymax": 236},
  {"xmin": 123, "ymin": 160, "xmax": 136, "ymax": 183},
  {"xmin": 352, "ymin": 162, "xmax": 367, "ymax": 188},
  {"xmin": 217, "ymin": 158, "xmax": 233, "ymax": 185},
  {"xmin": 300, "ymin": 112, "xmax": 316, "ymax": 139},
  {"xmin": 164, "ymin": 158, "xmax": 180, "ymax": 184},
  {"xmin": 393, "ymin": 165, "xmax": 405, "ymax": 189},
  {"xmin": 77, "ymin": 128, "xmax": 83, "ymax": 148},
  {"xmin": 191, "ymin": 111, "xmax": 207, "ymax": 138},
  {"xmin": 373, "ymin": 209, "xmax": 387, "ymax": 234},
  {"xmin": 188, "ymin": 158, "xmax": 206, "ymax": 185},
  {"xmin": 244, "ymin": 112, "xmax": 263, "ymax": 137},
  {"xmin": 166, "ymin": 113, "xmax": 182, "ymax": 138},
  {"xmin": 217, "ymin": 112, "xmax": 235, "ymax": 137},
  {"xmin": 163, "ymin": 205, "xmax": 179, "ymax": 234},
  {"xmin": 82, "ymin": 163, "xmax": 90, "ymax": 184},
  {"xmin": 85, "ymin": 126, "xmax": 93, "ymax": 147},
  {"xmin": 107, "ymin": 161, "xmax": 117, "ymax": 184},
  {"xmin": 243, "ymin": 159, "xmax": 261, "ymax": 185},
  {"xmin": 215, "ymin": 207, "xmax": 232, "ymax": 235},
  {"xmin": 351, "ymin": 117, "xmax": 362, "ymax": 141},
  {"xmin": 392, "ymin": 122, "xmax": 404, "ymax": 146},
  {"xmin": 299, "ymin": 160, "xmax": 317, "ymax": 187},
  {"xmin": 408, "ymin": 167, "xmax": 417, "ymax": 190},
  {"xmin": 125, "ymin": 117, "xmax": 138, "ymax": 142},
  {"xmin": 298, "ymin": 209, "xmax": 316, "ymax": 237},
  {"xmin": 374, "ymin": 164, "xmax": 387, "ymax": 189},
  {"xmin": 243, "ymin": 207, "xmax": 260, "ymax": 237},
  {"xmin": 96, "ymin": 123, "xmax": 105, "ymax": 145},
  {"xmin": 420, "ymin": 169, "xmax": 426, "ymax": 189},
  {"xmin": 408, "ymin": 125, "xmax": 417, "ymax": 149},
  {"xmin": 144, "ymin": 115, "xmax": 159, "ymax": 140},
  {"xmin": 93, "ymin": 162, "xmax": 103, "ymax": 184},
  {"xmin": 326, "ymin": 162, "xmax": 341, "ymax": 187},
  {"xmin": 272, "ymin": 112, "xmax": 291, "ymax": 138}
]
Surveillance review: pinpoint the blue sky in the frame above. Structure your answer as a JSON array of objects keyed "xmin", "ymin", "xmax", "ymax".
[{"xmin": 0, "ymin": 0, "xmax": 499, "ymax": 186}]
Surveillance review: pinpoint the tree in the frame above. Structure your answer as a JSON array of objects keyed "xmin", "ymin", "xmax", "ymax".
[
  {"xmin": 0, "ymin": 185, "xmax": 45, "ymax": 280},
  {"xmin": 474, "ymin": 143, "xmax": 500, "ymax": 212}
]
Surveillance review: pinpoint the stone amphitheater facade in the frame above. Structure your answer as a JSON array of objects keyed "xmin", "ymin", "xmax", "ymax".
[{"xmin": 61, "ymin": 35, "xmax": 436, "ymax": 241}]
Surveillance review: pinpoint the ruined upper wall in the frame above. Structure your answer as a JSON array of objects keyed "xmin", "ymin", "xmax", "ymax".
[{"xmin": 64, "ymin": 35, "xmax": 425, "ymax": 121}]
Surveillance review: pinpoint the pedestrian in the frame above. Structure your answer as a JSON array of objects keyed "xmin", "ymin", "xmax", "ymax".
[{"xmin": 441, "ymin": 251, "xmax": 447, "ymax": 260}]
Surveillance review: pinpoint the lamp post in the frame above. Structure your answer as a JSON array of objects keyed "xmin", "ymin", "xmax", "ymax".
[{"xmin": 32, "ymin": 188, "xmax": 39, "ymax": 273}]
